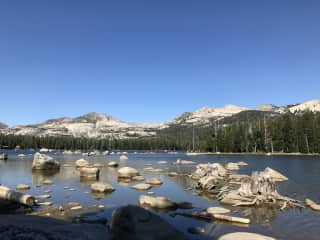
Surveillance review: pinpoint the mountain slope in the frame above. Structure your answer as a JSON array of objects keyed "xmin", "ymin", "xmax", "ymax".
[{"xmin": 167, "ymin": 104, "xmax": 249, "ymax": 126}]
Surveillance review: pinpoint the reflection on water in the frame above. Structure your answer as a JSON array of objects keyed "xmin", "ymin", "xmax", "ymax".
[
  {"xmin": 0, "ymin": 151, "xmax": 320, "ymax": 240},
  {"xmin": 32, "ymin": 169, "xmax": 60, "ymax": 186}
]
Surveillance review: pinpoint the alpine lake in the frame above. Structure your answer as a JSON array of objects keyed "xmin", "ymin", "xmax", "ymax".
[{"xmin": 0, "ymin": 150, "xmax": 320, "ymax": 240}]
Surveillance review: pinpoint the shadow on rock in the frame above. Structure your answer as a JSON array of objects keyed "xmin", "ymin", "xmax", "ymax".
[{"xmin": 110, "ymin": 205, "xmax": 188, "ymax": 240}]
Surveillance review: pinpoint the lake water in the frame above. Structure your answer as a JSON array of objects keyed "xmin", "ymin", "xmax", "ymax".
[{"xmin": 1, "ymin": 150, "xmax": 320, "ymax": 239}]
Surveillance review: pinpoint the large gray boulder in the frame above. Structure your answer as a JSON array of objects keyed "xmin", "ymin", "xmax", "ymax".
[
  {"xmin": 110, "ymin": 205, "xmax": 187, "ymax": 240},
  {"xmin": 32, "ymin": 153, "xmax": 60, "ymax": 170}
]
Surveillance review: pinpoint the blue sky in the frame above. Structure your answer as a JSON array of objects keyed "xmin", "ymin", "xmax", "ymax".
[{"xmin": 0, "ymin": 1, "xmax": 319, "ymax": 125}]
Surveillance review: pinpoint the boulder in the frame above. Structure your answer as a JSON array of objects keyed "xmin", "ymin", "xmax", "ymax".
[
  {"xmin": 218, "ymin": 232, "xmax": 276, "ymax": 240},
  {"xmin": 108, "ymin": 161, "xmax": 118, "ymax": 167},
  {"xmin": 146, "ymin": 178, "xmax": 163, "ymax": 185},
  {"xmin": 110, "ymin": 205, "xmax": 187, "ymax": 240},
  {"xmin": 132, "ymin": 183, "xmax": 152, "ymax": 191},
  {"xmin": 264, "ymin": 167, "xmax": 288, "ymax": 181},
  {"xmin": 139, "ymin": 195, "xmax": 176, "ymax": 209},
  {"xmin": 91, "ymin": 182, "xmax": 114, "ymax": 193},
  {"xmin": 120, "ymin": 155, "xmax": 128, "ymax": 161},
  {"xmin": 80, "ymin": 167, "xmax": 100, "ymax": 180},
  {"xmin": 226, "ymin": 162, "xmax": 240, "ymax": 171},
  {"xmin": 75, "ymin": 159, "xmax": 89, "ymax": 168},
  {"xmin": 118, "ymin": 167, "xmax": 139, "ymax": 179},
  {"xmin": 32, "ymin": 153, "xmax": 60, "ymax": 170}
]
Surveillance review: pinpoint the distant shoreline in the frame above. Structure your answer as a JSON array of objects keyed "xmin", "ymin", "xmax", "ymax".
[{"xmin": 186, "ymin": 152, "xmax": 320, "ymax": 157}]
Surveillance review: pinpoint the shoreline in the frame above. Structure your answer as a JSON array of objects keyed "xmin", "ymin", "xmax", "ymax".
[{"xmin": 186, "ymin": 152, "xmax": 320, "ymax": 157}]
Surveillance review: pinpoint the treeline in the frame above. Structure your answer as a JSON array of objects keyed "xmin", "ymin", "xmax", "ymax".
[
  {"xmin": 202, "ymin": 111, "xmax": 320, "ymax": 153},
  {"xmin": 0, "ymin": 112, "xmax": 320, "ymax": 153}
]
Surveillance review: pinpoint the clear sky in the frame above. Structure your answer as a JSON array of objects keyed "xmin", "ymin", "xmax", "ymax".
[{"xmin": 0, "ymin": 1, "xmax": 319, "ymax": 126}]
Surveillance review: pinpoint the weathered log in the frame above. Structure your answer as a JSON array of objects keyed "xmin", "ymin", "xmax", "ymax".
[
  {"xmin": 305, "ymin": 198, "xmax": 320, "ymax": 211},
  {"xmin": 0, "ymin": 186, "xmax": 35, "ymax": 206},
  {"xmin": 213, "ymin": 214, "xmax": 250, "ymax": 224}
]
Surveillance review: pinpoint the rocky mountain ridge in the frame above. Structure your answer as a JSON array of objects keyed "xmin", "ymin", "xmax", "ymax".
[{"xmin": 1, "ymin": 99, "xmax": 319, "ymax": 139}]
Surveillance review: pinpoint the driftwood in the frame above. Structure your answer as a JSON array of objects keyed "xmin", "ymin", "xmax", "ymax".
[
  {"xmin": 213, "ymin": 214, "xmax": 250, "ymax": 224},
  {"xmin": 171, "ymin": 211, "xmax": 250, "ymax": 224},
  {"xmin": 0, "ymin": 186, "xmax": 35, "ymax": 206},
  {"xmin": 305, "ymin": 198, "xmax": 320, "ymax": 211}
]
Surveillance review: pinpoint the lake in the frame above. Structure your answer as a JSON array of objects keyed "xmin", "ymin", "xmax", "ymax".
[{"xmin": 1, "ymin": 150, "xmax": 320, "ymax": 239}]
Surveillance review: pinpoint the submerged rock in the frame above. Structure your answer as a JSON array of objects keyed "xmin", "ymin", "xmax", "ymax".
[
  {"xmin": 110, "ymin": 205, "xmax": 188, "ymax": 240},
  {"xmin": 16, "ymin": 184, "xmax": 31, "ymax": 191},
  {"xmin": 206, "ymin": 206, "xmax": 231, "ymax": 215},
  {"xmin": 132, "ymin": 183, "xmax": 152, "ymax": 191},
  {"xmin": 146, "ymin": 178, "xmax": 163, "ymax": 185},
  {"xmin": 218, "ymin": 232, "xmax": 276, "ymax": 240},
  {"xmin": 91, "ymin": 182, "xmax": 115, "ymax": 193},
  {"xmin": 32, "ymin": 153, "xmax": 60, "ymax": 170},
  {"xmin": 139, "ymin": 195, "xmax": 177, "ymax": 209}
]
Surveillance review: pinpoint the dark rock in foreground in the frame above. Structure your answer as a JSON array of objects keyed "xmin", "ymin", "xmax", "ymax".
[
  {"xmin": 110, "ymin": 205, "xmax": 188, "ymax": 240},
  {"xmin": 0, "ymin": 214, "xmax": 108, "ymax": 240}
]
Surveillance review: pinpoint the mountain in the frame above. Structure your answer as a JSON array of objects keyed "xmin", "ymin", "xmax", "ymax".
[
  {"xmin": 288, "ymin": 99, "xmax": 320, "ymax": 113},
  {"xmin": 1, "ymin": 99, "xmax": 319, "ymax": 139},
  {"xmin": 0, "ymin": 122, "xmax": 7, "ymax": 129},
  {"xmin": 167, "ymin": 104, "xmax": 249, "ymax": 126},
  {"xmin": 1, "ymin": 112, "xmax": 162, "ymax": 139}
]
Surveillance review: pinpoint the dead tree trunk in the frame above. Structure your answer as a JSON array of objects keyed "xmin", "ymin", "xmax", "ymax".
[{"xmin": 0, "ymin": 186, "xmax": 35, "ymax": 206}]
